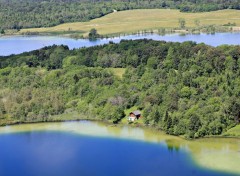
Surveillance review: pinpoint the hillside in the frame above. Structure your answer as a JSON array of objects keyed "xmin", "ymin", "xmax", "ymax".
[
  {"xmin": 0, "ymin": 40, "xmax": 240, "ymax": 138},
  {"xmin": 20, "ymin": 9, "xmax": 240, "ymax": 37},
  {"xmin": 0, "ymin": 0, "xmax": 239, "ymax": 30}
]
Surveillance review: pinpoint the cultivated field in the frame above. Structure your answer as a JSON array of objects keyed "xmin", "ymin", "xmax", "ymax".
[{"xmin": 20, "ymin": 9, "xmax": 240, "ymax": 36}]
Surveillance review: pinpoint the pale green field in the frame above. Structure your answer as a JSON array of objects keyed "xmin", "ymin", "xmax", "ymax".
[
  {"xmin": 107, "ymin": 68, "xmax": 126, "ymax": 79},
  {"xmin": 20, "ymin": 9, "xmax": 240, "ymax": 36},
  {"xmin": 225, "ymin": 125, "xmax": 240, "ymax": 137}
]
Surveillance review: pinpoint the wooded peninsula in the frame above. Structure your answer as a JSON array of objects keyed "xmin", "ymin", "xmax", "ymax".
[{"xmin": 0, "ymin": 39, "xmax": 239, "ymax": 138}]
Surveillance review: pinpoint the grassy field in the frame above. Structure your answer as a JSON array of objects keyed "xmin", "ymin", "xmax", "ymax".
[
  {"xmin": 224, "ymin": 125, "xmax": 240, "ymax": 137},
  {"xmin": 20, "ymin": 9, "xmax": 240, "ymax": 36},
  {"xmin": 107, "ymin": 68, "xmax": 126, "ymax": 79}
]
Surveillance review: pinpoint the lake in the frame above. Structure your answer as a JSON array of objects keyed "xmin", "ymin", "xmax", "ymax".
[
  {"xmin": 0, "ymin": 32, "xmax": 240, "ymax": 56},
  {"xmin": 0, "ymin": 121, "xmax": 239, "ymax": 176}
]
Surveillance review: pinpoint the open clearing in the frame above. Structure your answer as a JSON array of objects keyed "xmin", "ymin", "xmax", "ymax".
[
  {"xmin": 107, "ymin": 68, "xmax": 126, "ymax": 79},
  {"xmin": 20, "ymin": 9, "xmax": 240, "ymax": 36},
  {"xmin": 225, "ymin": 125, "xmax": 240, "ymax": 137}
]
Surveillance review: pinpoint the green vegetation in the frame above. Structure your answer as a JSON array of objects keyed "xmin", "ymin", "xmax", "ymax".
[
  {"xmin": 178, "ymin": 18, "xmax": 186, "ymax": 29},
  {"xmin": 224, "ymin": 125, "xmax": 240, "ymax": 136},
  {"xmin": 88, "ymin": 28, "xmax": 100, "ymax": 40},
  {"xmin": 0, "ymin": 29, "xmax": 5, "ymax": 34},
  {"xmin": 20, "ymin": 9, "xmax": 240, "ymax": 37},
  {"xmin": 107, "ymin": 68, "xmax": 126, "ymax": 79},
  {"xmin": 0, "ymin": 40, "xmax": 240, "ymax": 138},
  {"xmin": 0, "ymin": 0, "xmax": 239, "ymax": 30}
]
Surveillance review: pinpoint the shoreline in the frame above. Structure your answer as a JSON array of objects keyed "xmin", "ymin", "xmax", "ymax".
[
  {"xmin": 1, "ymin": 117, "xmax": 240, "ymax": 175},
  {"xmin": 1, "ymin": 31, "xmax": 240, "ymax": 57},
  {"xmin": 2, "ymin": 25, "xmax": 240, "ymax": 40},
  {"xmin": 1, "ymin": 117, "xmax": 239, "ymax": 140}
]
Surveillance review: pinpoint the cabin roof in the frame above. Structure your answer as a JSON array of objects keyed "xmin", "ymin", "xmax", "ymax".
[{"xmin": 132, "ymin": 110, "xmax": 141, "ymax": 116}]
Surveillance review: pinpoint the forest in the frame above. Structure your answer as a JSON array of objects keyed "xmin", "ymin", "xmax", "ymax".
[
  {"xmin": 0, "ymin": 40, "xmax": 240, "ymax": 138},
  {"xmin": 0, "ymin": 0, "xmax": 239, "ymax": 29}
]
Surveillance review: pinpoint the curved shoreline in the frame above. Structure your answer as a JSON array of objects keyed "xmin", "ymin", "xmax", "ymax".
[
  {"xmin": 0, "ymin": 120, "xmax": 240, "ymax": 175},
  {"xmin": 2, "ymin": 29, "xmax": 240, "ymax": 40},
  {"xmin": 1, "ymin": 117, "xmax": 239, "ymax": 139}
]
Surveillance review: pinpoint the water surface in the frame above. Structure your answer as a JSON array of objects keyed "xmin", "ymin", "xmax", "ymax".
[
  {"xmin": 0, "ymin": 32, "xmax": 240, "ymax": 56},
  {"xmin": 0, "ymin": 121, "xmax": 239, "ymax": 176}
]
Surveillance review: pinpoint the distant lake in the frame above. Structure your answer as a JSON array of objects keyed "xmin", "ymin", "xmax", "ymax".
[
  {"xmin": 0, "ymin": 121, "xmax": 239, "ymax": 176},
  {"xmin": 0, "ymin": 32, "xmax": 240, "ymax": 56}
]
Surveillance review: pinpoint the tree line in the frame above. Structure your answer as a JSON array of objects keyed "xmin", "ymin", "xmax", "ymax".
[
  {"xmin": 0, "ymin": 39, "xmax": 239, "ymax": 138},
  {"xmin": 0, "ymin": 0, "xmax": 239, "ymax": 29}
]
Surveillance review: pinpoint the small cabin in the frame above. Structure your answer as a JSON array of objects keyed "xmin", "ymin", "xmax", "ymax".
[{"xmin": 128, "ymin": 110, "xmax": 141, "ymax": 122}]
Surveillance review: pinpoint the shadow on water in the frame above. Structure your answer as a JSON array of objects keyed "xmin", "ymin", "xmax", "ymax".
[{"xmin": 165, "ymin": 140, "xmax": 181, "ymax": 152}]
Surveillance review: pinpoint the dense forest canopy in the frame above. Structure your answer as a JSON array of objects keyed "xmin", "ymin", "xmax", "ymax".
[
  {"xmin": 0, "ymin": 0, "xmax": 239, "ymax": 29},
  {"xmin": 0, "ymin": 40, "xmax": 240, "ymax": 138}
]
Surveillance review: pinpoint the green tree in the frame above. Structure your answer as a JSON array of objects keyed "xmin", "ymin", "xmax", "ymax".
[
  {"xmin": 0, "ymin": 100, "xmax": 6, "ymax": 115},
  {"xmin": 147, "ymin": 57, "xmax": 158, "ymax": 69},
  {"xmin": 178, "ymin": 18, "xmax": 186, "ymax": 29},
  {"xmin": 163, "ymin": 47, "xmax": 174, "ymax": 70},
  {"xmin": 189, "ymin": 114, "xmax": 201, "ymax": 132},
  {"xmin": 0, "ymin": 29, "xmax": 5, "ymax": 34},
  {"xmin": 180, "ymin": 86, "xmax": 192, "ymax": 99},
  {"xmin": 89, "ymin": 28, "xmax": 99, "ymax": 40},
  {"xmin": 164, "ymin": 111, "xmax": 173, "ymax": 134}
]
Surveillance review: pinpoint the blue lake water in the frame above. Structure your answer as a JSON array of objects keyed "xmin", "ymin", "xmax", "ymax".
[
  {"xmin": 0, "ymin": 32, "xmax": 240, "ymax": 56},
  {"xmin": 0, "ymin": 131, "xmax": 235, "ymax": 176},
  {"xmin": 1, "ymin": 120, "xmax": 240, "ymax": 176}
]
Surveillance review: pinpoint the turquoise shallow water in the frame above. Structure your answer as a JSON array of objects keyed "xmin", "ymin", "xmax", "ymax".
[
  {"xmin": 0, "ymin": 32, "xmax": 240, "ymax": 56},
  {"xmin": 0, "ymin": 129, "xmax": 236, "ymax": 176}
]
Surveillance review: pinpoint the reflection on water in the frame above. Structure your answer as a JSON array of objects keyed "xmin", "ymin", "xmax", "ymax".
[{"xmin": 0, "ymin": 121, "xmax": 240, "ymax": 175}]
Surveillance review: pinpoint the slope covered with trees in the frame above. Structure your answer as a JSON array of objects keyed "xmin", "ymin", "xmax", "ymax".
[
  {"xmin": 0, "ymin": 0, "xmax": 239, "ymax": 29},
  {"xmin": 0, "ymin": 40, "xmax": 240, "ymax": 138}
]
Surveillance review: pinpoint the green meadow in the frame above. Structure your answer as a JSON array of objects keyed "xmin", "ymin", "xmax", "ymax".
[{"xmin": 20, "ymin": 9, "xmax": 240, "ymax": 36}]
